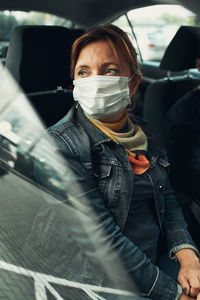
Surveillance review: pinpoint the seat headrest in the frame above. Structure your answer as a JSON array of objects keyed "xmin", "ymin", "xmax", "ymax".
[
  {"xmin": 6, "ymin": 25, "xmax": 84, "ymax": 93},
  {"xmin": 160, "ymin": 26, "xmax": 200, "ymax": 71}
]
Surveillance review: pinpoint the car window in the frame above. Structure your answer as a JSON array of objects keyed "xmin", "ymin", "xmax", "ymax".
[
  {"xmin": 112, "ymin": 4, "xmax": 198, "ymax": 62},
  {"xmin": 0, "ymin": 10, "xmax": 74, "ymax": 63}
]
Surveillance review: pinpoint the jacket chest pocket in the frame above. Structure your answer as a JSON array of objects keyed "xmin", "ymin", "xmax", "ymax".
[
  {"xmin": 150, "ymin": 157, "xmax": 170, "ymax": 220},
  {"xmin": 157, "ymin": 158, "xmax": 170, "ymax": 217},
  {"xmin": 157, "ymin": 158, "xmax": 170, "ymax": 191},
  {"xmin": 92, "ymin": 162, "xmax": 112, "ymax": 196}
]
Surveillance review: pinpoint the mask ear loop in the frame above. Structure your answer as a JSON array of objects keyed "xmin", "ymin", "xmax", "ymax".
[
  {"xmin": 127, "ymin": 72, "xmax": 136, "ymax": 106},
  {"xmin": 127, "ymin": 71, "xmax": 140, "ymax": 112}
]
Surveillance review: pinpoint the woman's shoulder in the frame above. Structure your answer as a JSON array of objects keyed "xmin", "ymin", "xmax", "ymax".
[
  {"xmin": 47, "ymin": 107, "xmax": 87, "ymax": 143},
  {"xmin": 45, "ymin": 106, "xmax": 91, "ymax": 162},
  {"xmin": 48, "ymin": 106, "xmax": 77, "ymax": 133}
]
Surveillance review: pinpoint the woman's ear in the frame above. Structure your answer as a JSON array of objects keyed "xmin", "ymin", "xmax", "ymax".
[{"xmin": 129, "ymin": 72, "xmax": 142, "ymax": 99}]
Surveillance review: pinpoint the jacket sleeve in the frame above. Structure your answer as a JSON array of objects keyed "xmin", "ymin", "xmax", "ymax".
[{"xmin": 34, "ymin": 129, "xmax": 181, "ymax": 300}]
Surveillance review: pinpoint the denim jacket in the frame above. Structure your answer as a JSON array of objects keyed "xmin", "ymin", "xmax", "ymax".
[{"xmin": 29, "ymin": 106, "xmax": 198, "ymax": 300}]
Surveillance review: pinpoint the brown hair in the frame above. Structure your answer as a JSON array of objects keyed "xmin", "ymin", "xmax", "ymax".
[{"xmin": 70, "ymin": 24, "xmax": 141, "ymax": 79}]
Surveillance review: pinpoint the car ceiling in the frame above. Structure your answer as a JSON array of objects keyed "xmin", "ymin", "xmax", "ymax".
[{"xmin": 0, "ymin": 0, "xmax": 199, "ymax": 28}]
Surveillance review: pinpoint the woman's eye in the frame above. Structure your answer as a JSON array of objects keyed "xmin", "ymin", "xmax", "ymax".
[
  {"xmin": 78, "ymin": 70, "xmax": 88, "ymax": 77},
  {"xmin": 106, "ymin": 68, "xmax": 118, "ymax": 75}
]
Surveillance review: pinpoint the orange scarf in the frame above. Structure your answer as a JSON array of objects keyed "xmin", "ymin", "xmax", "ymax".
[
  {"xmin": 128, "ymin": 152, "xmax": 150, "ymax": 175},
  {"xmin": 88, "ymin": 112, "xmax": 150, "ymax": 175}
]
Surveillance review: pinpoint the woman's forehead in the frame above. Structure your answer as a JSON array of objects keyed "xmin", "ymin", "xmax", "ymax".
[
  {"xmin": 76, "ymin": 39, "xmax": 125, "ymax": 64},
  {"xmin": 80, "ymin": 39, "xmax": 116, "ymax": 55}
]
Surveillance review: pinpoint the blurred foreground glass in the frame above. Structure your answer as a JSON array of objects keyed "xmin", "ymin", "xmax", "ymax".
[{"xmin": 0, "ymin": 63, "xmax": 141, "ymax": 299}]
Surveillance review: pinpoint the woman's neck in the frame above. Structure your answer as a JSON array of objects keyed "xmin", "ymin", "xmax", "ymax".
[{"xmin": 99, "ymin": 110, "xmax": 126, "ymax": 123}]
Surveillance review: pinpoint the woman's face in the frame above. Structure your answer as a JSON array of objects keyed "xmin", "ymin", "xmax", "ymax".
[
  {"xmin": 74, "ymin": 39, "xmax": 141, "ymax": 121},
  {"xmin": 74, "ymin": 39, "xmax": 131, "ymax": 78}
]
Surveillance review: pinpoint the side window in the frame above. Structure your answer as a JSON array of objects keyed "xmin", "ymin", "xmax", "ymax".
[{"xmin": 113, "ymin": 5, "xmax": 198, "ymax": 62}]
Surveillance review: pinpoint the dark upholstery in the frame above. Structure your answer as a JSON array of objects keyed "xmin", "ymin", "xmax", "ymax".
[
  {"xmin": 160, "ymin": 26, "xmax": 200, "ymax": 71},
  {"xmin": 143, "ymin": 76, "xmax": 200, "ymax": 143},
  {"xmin": 6, "ymin": 25, "xmax": 84, "ymax": 93},
  {"xmin": 28, "ymin": 89, "xmax": 74, "ymax": 127},
  {"xmin": 5, "ymin": 25, "xmax": 85, "ymax": 126},
  {"xmin": 143, "ymin": 26, "xmax": 200, "ymax": 145}
]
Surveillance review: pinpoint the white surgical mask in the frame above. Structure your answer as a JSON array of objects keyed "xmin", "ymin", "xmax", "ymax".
[{"xmin": 73, "ymin": 75, "xmax": 133, "ymax": 119}]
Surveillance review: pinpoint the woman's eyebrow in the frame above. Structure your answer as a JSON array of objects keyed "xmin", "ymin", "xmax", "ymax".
[
  {"xmin": 76, "ymin": 64, "xmax": 89, "ymax": 70},
  {"xmin": 102, "ymin": 62, "xmax": 119, "ymax": 67}
]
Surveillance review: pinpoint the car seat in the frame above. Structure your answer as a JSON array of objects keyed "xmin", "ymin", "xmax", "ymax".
[
  {"xmin": 143, "ymin": 26, "xmax": 200, "ymax": 145},
  {"xmin": 143, "ymin": 26, "xmax": 200, "ymax": 248},
  {"xmin": 5, "ymin": 25, "xmax": 84, "ymax": 126}
]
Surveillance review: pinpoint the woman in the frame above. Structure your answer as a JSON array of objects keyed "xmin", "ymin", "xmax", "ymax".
[{"xmin": 33, "ymin": 25, "xmax": 200, "ymax": 300}]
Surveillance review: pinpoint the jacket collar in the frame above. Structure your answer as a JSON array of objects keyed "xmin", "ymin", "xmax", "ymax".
[
  {"xmin": 64, "ymin": 105, "xmax": 164, "ymax": 159},
  {"xmin": 75, "ymin": 105, "xmax": 115, "ymax": 147},
  {"xmin": 75, "ymin": 105, "xmax": 156, "ymax": 145}
]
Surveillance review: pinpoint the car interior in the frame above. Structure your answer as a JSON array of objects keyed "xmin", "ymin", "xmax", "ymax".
[
  {"xmin": 143, "ymin": 25, "xmax": 200, "ymax": 145},
  {"xmin": 5, "ymin": 25, "xmax": 85, "ymax": 126},
  {"xmin": 0, "ymin": 0, "xmax": 200, "ymax": 299}
]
